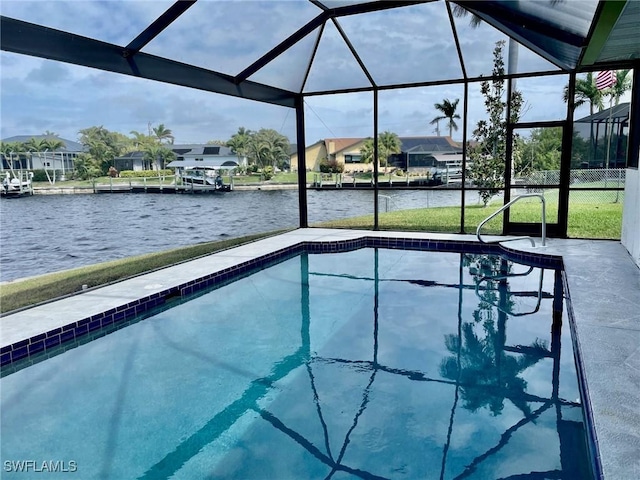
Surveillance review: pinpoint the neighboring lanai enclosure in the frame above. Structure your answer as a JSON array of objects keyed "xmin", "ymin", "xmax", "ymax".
[{"xmin": 1, "ymin": 1, "xmax": 639, "ymax": 243}]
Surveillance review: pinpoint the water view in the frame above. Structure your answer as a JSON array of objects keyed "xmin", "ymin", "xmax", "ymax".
[{"xmin": 0, "ymin": 189, "xmax": 481, "ymax": 282}]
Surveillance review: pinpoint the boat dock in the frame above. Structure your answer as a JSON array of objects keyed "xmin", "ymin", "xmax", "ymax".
[{"xmin": 93, "ymin": 180, "xmax": 232, "ymax": 194}]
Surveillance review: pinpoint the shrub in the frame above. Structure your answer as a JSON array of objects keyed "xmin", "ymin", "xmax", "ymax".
[
  {"xmin": 31, "ymin": 170, "xmax": 50, "ymax": 182},
  {"xmin": 319, "ymin": 159, "xmax": 344, "ymax": 173},
  {"xmin": 119, "ymin": 170, "xmax": 173, "ymax": 178},
  {"xmin": 262, "ymin": 165, "xmax": 274, "ymax": 180}
]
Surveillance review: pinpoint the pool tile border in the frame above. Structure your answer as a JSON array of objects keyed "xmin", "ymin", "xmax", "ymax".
[{"xmin": 0, "ymin": 237, "xmax": 562, "ymax": 371}]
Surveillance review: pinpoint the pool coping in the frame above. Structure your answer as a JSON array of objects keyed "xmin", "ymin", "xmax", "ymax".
[
  {"xmin": 0, "ymin": 230, "xmax": 562, "ymax": 366},
  {"xmin": 1, "ymin": 228, "xmax": 638, "ymax": 480}
]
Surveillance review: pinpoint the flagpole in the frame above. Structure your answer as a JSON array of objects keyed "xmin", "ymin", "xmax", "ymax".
[
  {"xmin": 596, "ymin": 70, "xmax": 616, "ymax": 189},
  {"xmin": 604, "ymin": 95, "xmax": 613, "ymax": 188}
]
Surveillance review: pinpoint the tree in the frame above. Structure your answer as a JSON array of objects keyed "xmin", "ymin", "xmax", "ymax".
[
  {"xmin": 453, "ymin": 4, "xmax": 519, "ymax": 81},
  {"xmin": 21, "ymin": 137, "xmax": 64, "ymax": 184},
  {"xmin": 152, "ymin": 123, "xmax": 174, "ymax": 144},
  {"xmin": 247, "ymin": 129, "xmax": 290, "ymax": 170},
  {"xmin": 226, "ymin": 127, "xmax": 252, "ymax": 167},
  {"xmin": 610, "ymin": 69, "xmax": 631, "ymax": 106},
  {"xmin": 440, "ymin": 254, "xmax": 549, "ymax": 416},
  {"xmin": 143, "ymin": 143, "xmax": 176, "ymax": 172},
  {"xmin": 359, "ymin": 132, "xmax": 401, "ymax": 173},
  {"xmin": 378, "ymin": 131, "xmax": 402, "ymax": 173},
  {"xmin": 129, "ymin": 130, "xmax": 156, "ymax": 150},
  {"xmin": 563, "ymin": 73, "xmax": 604, "ymax": 164},
  {"xmin": 72, "ymin": 152, "xmax": 102, "ymax": 180},
  {"xmin": 360, "ymin": 138, "xmax": 374, "ymax": 165},
  {"xmin": 563, "ymin": 73, "xmax": 604, "ymax": 114},
  {"xmin": 0, "ymin": 141, "xmax": 26, "ymax": 169},
  {"xmin": 467, "ymin": 41, "xmax": 524, "ymax": 207},
  {"xmin": 430, "ymin": 99, "xmax": 461, "ymax": 138},
  {"xmin": 78, "ymin": 126, "xmax": 127, "ymax": 175},
  {"xmin": 523, "ymin": 127, "xmax": 562, "ymax": 172}
]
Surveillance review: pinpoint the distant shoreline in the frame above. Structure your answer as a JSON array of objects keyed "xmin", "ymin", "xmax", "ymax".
[{"xmin": 31, "ymin": 184, "xmax": 300, "ymax": 194}]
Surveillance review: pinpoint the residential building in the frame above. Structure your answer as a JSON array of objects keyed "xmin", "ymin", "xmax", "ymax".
[
  {"xmin": 114, "ymin": 144, "xmax": 247, "ymax": 172},
  {"xmin": 290, "ymin": 136, "xmax": 462, "ymax": 174},
  {"xmin": 1, "ymin": 135, "xmax": 84, "ymax": 174}
]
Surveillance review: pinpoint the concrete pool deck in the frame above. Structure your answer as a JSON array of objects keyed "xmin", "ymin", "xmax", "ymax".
[{"xmin": 1, "ymin": 228, "xmax": 639, "ymax": 479}]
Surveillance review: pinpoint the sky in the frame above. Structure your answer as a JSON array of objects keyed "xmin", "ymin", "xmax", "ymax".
[{"xmin": 0, "ymin": 0, "xmax": 632, "ymax": 146}]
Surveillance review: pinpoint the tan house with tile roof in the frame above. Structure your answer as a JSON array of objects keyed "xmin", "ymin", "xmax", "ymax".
[
  {"xmin": 291, "ymin": 136, "xmax": 462, "ymax": 173},
  {"xmin": 290, "ymin": 138, "xmax": 370, "ymax": 173}
]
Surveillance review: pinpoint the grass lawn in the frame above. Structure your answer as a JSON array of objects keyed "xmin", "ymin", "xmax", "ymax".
[{"xmin": 317, "ymin": 198, "xmax": 623, "ymax": 239}]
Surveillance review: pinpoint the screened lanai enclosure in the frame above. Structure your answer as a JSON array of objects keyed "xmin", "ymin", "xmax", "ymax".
[{"xmin": 1, "ymin": 0, "xmax": 639, "ymax": 239}]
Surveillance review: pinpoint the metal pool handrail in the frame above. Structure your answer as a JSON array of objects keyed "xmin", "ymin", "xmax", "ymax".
[{"xmin": 476, "ymin": 194, "xmax": 546, "ymax": 247}]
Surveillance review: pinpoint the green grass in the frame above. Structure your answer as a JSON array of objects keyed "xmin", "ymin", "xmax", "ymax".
[
  {"xmin": 316, "ymin": 199, "xmax": 623, "ymax": 239},
  {"xmin": 0, "ymin": 230, "xmax": 288, "ymax": 314}
]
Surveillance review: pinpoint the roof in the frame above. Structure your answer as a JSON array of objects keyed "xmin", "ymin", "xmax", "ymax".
[
  {"xmin": 171, "ymin": 144, "xmax": 234, "ymax": 156},
  {"xmin": 575, "ymin": 102, "xmax": 630, "ymax": 123},
  {"xmin": 166, "ymin": 158, "xmax": 239, "ymax": 169},
  {"xmin": 399, "ymin": 136, "xmax": 461, "ymax": 153},
  {"xmin": 114, "ymin": 151, "xmax": 145, "ymax": 160},
  {"xmin": 1, "ymin": 135, "xmax": 85, "ymax": 152},
  {"xmin": 2, "ymin": 1, "xmax": 636, "ymax": 107},
  {"xmin": 325, "ymin": 138, "xmax": 364, "ymax": 154}
]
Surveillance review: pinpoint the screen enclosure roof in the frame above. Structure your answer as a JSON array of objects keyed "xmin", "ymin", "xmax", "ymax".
[{"xmin": 1, "ymin": 0, "xmax": 639, "ymax": 108}]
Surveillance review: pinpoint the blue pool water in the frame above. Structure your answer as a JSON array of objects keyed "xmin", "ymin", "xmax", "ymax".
[{"xmin": 0, "ymin": 248, "xmax": 594, "ymax": 479}]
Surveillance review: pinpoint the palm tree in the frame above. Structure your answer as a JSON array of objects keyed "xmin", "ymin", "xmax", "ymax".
[
  {"xmin": 564, "ymin": 73, "xmax": 603, "ymax": 163},
  {"xmin": 249, "ymin": 129, "xmax": 289, "ymax": 170},
  {"xmin": 430, "ymin": 99, "xmax": 461, "ymax": 138},
  {"xmin": 611, "ymin": 70, "xmax": 631, "ymax": 106},
  {"xmin": 152, "ymin": 124, "xmax": 174, "ymax": 144},
  {"xmin": 359, "ymin": 132, "xmax": 401, "ymax": 173},
  {"xmin": 0, "ymin": 141, "xmax": 26, "ymax": 170},
  {"xmin": 143, "ymin": 144, "xmax": 176, "ymax": 172},
  {"xmin": 360, "ymin": 138, "xmax": 375, "ymax": 165},
  {"xmin": 563, "ymin": 72, "xmax": 604, "ymax": 114},
  {"xmin": 378, "ymin": 131, "xmax": 402, "ymax": 173},
  {"xmin": 452, "ymin": 5, "xmax": 519, "ymax": 80},
  {"xmin": 130, "ymin": 130, "xmax": 155, "ymax": 149},
  {"xmin": 226, "ymin": 127, "xmax": 252, "ymax": 167}
]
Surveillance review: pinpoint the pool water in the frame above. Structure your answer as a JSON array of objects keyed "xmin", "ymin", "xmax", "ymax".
[{"xmin": 0, "ymin": 248, "xmax": 594, "ymax": 479}]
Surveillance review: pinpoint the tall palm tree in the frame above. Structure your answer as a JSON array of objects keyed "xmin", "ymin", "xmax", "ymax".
[
  {"xmin": 611, "ymin": 69, "xmax": 631, "ymax": 106},
  {"xmin": 452, "ymin": 5, "xmax": 519, "ymax": 80},
  {"xmin": 563, "ymin": 73, "xmax": 605, "ymax": 164},
  {"xmin": 430, "ymin": 99, "xmax": 461, "ymax": 138},
  {"xmin": 152, "ymin": 124, "xmax": 174, "ymax": 144},
  {"xmin": 563, "ymin": 72, "xmax": 604, "ymax": 114}
]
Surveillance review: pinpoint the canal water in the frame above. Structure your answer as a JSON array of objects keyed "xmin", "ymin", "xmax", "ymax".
[{"xmin": 0, "ymin": 189, "xmax": 481, "ymax": 282}]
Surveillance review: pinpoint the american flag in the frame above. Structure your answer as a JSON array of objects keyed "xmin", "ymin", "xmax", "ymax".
[{"xmin": 596, "ymin": 70, "xmax": 615, "ymax": 90}]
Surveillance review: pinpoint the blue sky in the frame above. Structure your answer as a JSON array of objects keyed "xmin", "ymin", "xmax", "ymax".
[{"xmin": 0, "ymin": 1, "xmax": 625, "ymax": 145}]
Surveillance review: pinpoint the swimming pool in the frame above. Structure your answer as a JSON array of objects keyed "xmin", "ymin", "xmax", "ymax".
[{"xmin": 1, "ymin": 246, "xmax": 596, "ymax": 479}]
